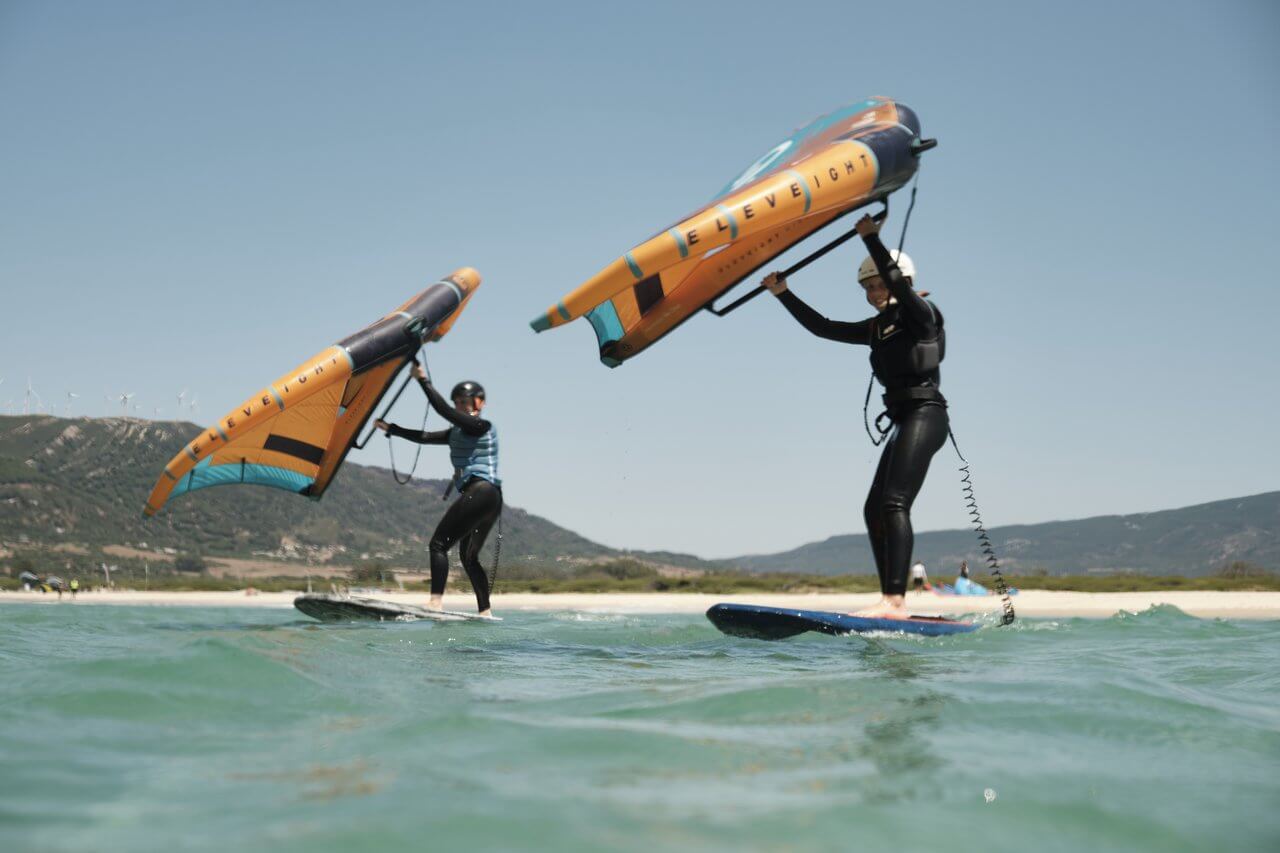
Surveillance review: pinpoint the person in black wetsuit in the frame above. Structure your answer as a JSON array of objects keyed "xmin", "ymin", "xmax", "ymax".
[
  {"xmin": 762, "ymin": 213, "xmax": 947, "ymax": 620},
  {"xmin": 374, "ymin": 364, "xmax": 501, "ymax": 616}
]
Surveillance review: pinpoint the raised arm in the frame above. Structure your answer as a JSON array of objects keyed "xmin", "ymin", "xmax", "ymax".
[
  {"xmin": 765, "ymin": 271, "xmax": 872, "ymax": 345},
  {"xmin": 417, "ymin": 376, "xmax": 490, "ymax": 437},
  {"xmin": 860, "ymin": 229, "xmax": 936, "ymax": 334}
]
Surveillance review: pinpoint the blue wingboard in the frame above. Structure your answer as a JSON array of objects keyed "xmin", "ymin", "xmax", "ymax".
[{"xmin": 706, "ymin": 603, "xmax": 978, "ymax": 640}]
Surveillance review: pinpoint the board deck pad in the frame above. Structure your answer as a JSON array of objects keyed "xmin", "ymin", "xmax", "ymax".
[
  {"xmin": 706, "ymin": 603, "xmax": 978, "ymax": 640},
  {"xmin": 294, "ymin": 594, "xmax": 493, "ymax": 623}
]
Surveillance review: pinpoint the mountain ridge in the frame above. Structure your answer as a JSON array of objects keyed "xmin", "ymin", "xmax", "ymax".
[{"xmin": 729, "ymin": 491, "xmax": 1280, "ymax": 576}]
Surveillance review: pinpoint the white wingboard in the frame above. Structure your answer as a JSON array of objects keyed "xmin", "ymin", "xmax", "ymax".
[{"xmin": 294, "ymin": 594, "xmax": 497, "ymax": 623}]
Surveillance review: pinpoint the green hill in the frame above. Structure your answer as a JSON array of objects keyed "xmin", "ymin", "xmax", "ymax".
[{"xmin": 0, "ymin": 414, "xmax": 618, "ymax": 570}]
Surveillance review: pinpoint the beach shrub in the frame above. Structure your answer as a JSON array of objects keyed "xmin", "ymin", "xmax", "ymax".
[
  {"xmin": 350, "ymin": 560, "xmax": 396, "ymax": 586},
  {"xmin": 587, "ymin": 559, "xmax": 658, "ymax": 581},
  {"xmin": 1214, "ymin": 560, "xmax": 1273, "ymax": 579},
  {"xmin": 173, "ymin": 554, "xmax": 208, "ymax": 574}
]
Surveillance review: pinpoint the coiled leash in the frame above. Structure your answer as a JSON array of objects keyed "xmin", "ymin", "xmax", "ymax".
[
  {"xmin": 946, "ymin": 431, "xmax": 1016, "ymax": 625},
  {"xmin": 488, "ymin": 513, "xmax": 503, "ymax": 597}
]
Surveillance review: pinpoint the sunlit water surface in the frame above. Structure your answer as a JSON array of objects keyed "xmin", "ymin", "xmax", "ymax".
[{"xmin": 1, "ymin": 604, "xmax": 1277, "ymax": 852}]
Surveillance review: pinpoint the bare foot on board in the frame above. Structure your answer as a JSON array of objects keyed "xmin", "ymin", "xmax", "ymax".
[{"xmin": 852, "ymin": 596, "xmax": 911, "ymax": 620}]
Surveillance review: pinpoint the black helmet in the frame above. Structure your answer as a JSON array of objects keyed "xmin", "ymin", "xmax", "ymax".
[{"xmin": 451, "ymin": 381, "xmax": 485, "ymax": 402}]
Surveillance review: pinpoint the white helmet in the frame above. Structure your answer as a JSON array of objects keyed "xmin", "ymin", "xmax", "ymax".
[{"xmin": 857, "ymin": 250, "xmax": 915, "ymax": 284}]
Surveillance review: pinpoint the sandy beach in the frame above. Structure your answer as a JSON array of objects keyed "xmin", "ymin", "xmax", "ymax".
[{"xmin": 2, "ymin": 589, "xmax": 1279, "ymax": 619}]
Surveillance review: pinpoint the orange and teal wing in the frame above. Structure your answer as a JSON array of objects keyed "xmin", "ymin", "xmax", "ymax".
[
  {"xmin": 530, "ymin": 98, "xmax": 930, "ymax": 366},
  {"xmin": 584, "ymin": 208, "xmax": 848, "ymax": 365},
  {"xmin": 144, "ymin": 268, "xmax": 481, "ymax": 515}
]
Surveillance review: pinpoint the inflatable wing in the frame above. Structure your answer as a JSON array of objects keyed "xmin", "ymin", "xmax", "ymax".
[
  {"xmin": 530, "ymin": 97, "xmax": 934, "ymax": 366},
  {"xmin": 143, "ymin": 268, "xmax": 481, "ymax": 516}
]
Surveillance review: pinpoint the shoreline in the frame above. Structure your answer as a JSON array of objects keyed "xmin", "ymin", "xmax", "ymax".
[{"xmin": 2, "ymin": 589, "xmax": 1279, "ymax": 619}]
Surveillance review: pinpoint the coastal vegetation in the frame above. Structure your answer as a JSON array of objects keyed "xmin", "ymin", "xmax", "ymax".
[{"xmin": 4, "ymin": 553, "xmax": 1277, "ymax": 594}]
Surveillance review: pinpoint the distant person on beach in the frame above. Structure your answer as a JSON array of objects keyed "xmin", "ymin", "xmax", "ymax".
[
  {"xmin": 764, "ymin": 214, "xmax": 947, "ymax": 620},
  {"xmin": 953, "ymin": 561, "xmax": 988, "ymax": 595},
  {"xmin": 69, "ymin": 579, "xmax": 79, "ymax": 599},
  {"xmin": 375, "ymin": 364, "xmax": 501, "ymax": 617},
  {"xmin": 910, "ymin": 562, "xmax": 930, "ymax": 591}
]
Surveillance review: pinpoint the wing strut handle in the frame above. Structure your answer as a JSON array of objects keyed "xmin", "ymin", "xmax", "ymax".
[
  {"xmin": 706, "ymin": 201, "xmax": 890, "ymax": 318},
  {"xmin": 352, "ymin": 355, "xmax": 421, "ymax": 451}
]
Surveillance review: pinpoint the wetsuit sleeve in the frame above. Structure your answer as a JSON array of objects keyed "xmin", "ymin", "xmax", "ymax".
[
  {"xmin": 385, "ymin": 424, "xmax": 451, "ymax": 445},
  {"xmin": 417, "ymin": 378, "xmax": 491, "ymax": 437},
  {"xmin": 862, "ymin": 233, "xmax": 937, "ymax": 334},
  {"xmin": 775, "ymin": 290, "xmax": 872, "ymax": 345}
]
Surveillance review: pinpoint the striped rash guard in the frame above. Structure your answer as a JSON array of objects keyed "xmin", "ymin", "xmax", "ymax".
[
  {"xmin": 386, "ymin": 377, "xmax": 501, "ymax": 491},
  {"xmin": 447, "ymin": 424, "xmax": 499, "ymax": 491}
]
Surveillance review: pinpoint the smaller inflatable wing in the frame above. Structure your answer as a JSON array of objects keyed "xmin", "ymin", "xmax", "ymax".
[
  {"xmin": 144, "ymin": 268, "xmax": 481, "ymax": 516},
  {"xmin": 530, "ymin": 97, "xmax": 934, "ymax": 366}
]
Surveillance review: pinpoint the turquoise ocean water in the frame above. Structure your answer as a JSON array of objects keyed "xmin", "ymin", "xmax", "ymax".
[{"xmin": 1, "ymin": 603, "xmax": 1277, "ymax": 852}]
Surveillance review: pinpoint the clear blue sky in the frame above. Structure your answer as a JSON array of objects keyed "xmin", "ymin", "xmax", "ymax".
[{"xmin": 1, "ymin": 1, "xmax": 1277, "ymax": 557}]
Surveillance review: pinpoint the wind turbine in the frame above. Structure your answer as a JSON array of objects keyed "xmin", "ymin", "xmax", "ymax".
[
  {"xmin": 177, "ymin": 388, "xmax": 187, "ymax": 412},
  {"xmin": 65, "ymin": 392, "xmax": 79, "ymax": 415},
  {"xmin": 188, "ymin": 394, "xmax": 199, "ymax": 415},
  {"xmin": 24, "ymin": 378, "xmax": 43, "ymax": 416},
  {"xmin": 118, "ymin": 392, "xmax": 134, "ymax": 415}
]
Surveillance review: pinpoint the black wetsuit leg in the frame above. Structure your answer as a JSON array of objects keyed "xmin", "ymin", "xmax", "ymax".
[
  {"xmin": 864, "ymin": 446, "xmax": 894, "ymax": 592},
  {"xmin": 428, "ymin": 479, "xmax": 503, "ymax": 611},
  {"xmin": 863, "ymin": 402, "xmax": 949, "ymax": 596}
]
